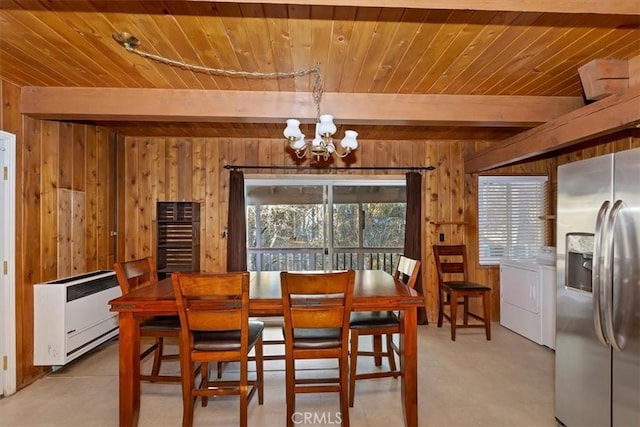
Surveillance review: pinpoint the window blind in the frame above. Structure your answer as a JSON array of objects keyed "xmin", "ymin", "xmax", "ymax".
[{"xmin": 478, "ymin": 176, "xmax": 548, "ymax": 265}]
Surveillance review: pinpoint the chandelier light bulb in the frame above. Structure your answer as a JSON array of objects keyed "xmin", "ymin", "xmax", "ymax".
[
  {"xmin": 317, "ymin": 114, "xmax": 337, "ymax": 137},
  {"xmin": 290, "ymin": 134, "xmax": 306, "ymax": 151},
  {"xmin": 340, "ymin": 130, "xmax": 359, "ymax": 151},
  {"xmin": 283, "ymin": 119, "xmax": 302, "ymax": 140}
]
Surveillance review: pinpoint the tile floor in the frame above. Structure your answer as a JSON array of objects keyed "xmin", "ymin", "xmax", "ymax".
[{"xmin": 0, "ymin": 323, "xmax": 556, "ymax": 426}]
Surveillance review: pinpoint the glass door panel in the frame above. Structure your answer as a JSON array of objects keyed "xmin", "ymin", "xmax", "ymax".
[
  {"xmin": 246, "ymin": 183, "xmax": 327, "ymax": 271},
  {"xmin": 332, "ymin": 183, "xmax": 406, "ymax": 272}
]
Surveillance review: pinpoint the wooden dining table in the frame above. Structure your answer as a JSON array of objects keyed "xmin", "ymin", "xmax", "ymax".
[{"xmin": 109, "ymin": 269, "xmax": 424, "ymax": 426}]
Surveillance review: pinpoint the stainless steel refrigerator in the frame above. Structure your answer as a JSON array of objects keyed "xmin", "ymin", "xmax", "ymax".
[{"xmin": 555, "ymin": 147, "xmax": 640, "ymax": 427}]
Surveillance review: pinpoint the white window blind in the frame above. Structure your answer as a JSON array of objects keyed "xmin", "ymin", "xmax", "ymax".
[{"xmin": 478, "ymin": 176, "xmax": 548, "ymax": 265}]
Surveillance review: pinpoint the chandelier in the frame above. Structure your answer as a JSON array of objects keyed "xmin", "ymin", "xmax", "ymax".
[
  {"xmin": 112, "ymin": 32, "xmax": 358, "ymax": 162},
  {"xmin": 284, "ymin": 116, "xmax": 358, "ymax": 161},
  {"xmin": 281, "ymin": 65, "xmax": 358, "ymax": 161}
]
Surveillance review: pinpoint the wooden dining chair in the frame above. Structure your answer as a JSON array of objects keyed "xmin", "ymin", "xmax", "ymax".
[
  {"xmin": 348, "ymin": 256, "xmax": 421, "ymax": 407},
  {"xmin": 113, "ymin": 256, "xmax": 181, "ymax": 383},
  {"xmin": 280, "ymin": 270, "xmax": 355, "ymax": 427},
  {"xmin": 433, "ymin": 245, "xmax": 491, "ymax": 341},
  {"xmin": 172, "ymin": 272, "xmax": 264, "ymax": 427}
]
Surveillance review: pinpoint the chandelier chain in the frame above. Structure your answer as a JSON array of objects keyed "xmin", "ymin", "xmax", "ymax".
[
  {"xmin": 120, "ymin": 40, "xmax": 323, "ymax": 120},
  {"xmin": 112, "ymin": 31, "xmax": 354, "ymax": 161}
]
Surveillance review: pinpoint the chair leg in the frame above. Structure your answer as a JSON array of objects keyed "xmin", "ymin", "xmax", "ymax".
[
  {"xmin": 385, "ymin": 334, "xmax": 397, "ymax": 373},
  {"xmin": 285, "ymin": 354, "xmax": 296, "ymax": 427},
  {"xmin": 449, "ymin": 291, "xmax": 458, "ymax": 341},
  {"xmin": 463, "ymin": 296, "xmax": 470, "ymax": 325},
  {"xmin": 217, "ymin": 362, "xmax": 223, "ymax": 379},
  {"xmin": 181, "ymin": 361, "xmax": 195, "ymax": 427},
  {"xmin": 240, "ymin": 356, "xmax": 249, "ymax": 427},
  {"xmin": 372, "ymin": 335, "xmax": 382, "ymax": 366},
  {"xmin": 483, "ymin": 291, "xmax": 492, "ymax": 341},
  {"xmin": 256, "ymin": 338, "xmax": 264, "ymax": 405},
  {"xmin": 339, "ymin": 354, "xmax": 350, "ymax": 427},
  {"xmin": 151, "ymin": 337, "xmax": 164, "ymax": 378},
  {"xmin": 348, "ymin": 330, "xmax": 359, "ymax": 407},
  {"xmin": 201, "ymin": 362, "xmax": 209, "ymax": 407}
]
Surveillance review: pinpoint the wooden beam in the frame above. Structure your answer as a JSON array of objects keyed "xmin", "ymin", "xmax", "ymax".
[
  {"xmin": 204, "ymin": 0, "xmax": 640, "ymax": 15},
  {"xmin": 579, "ymin": 59, "xmax": 629, "ymax": 101},
  {"xmin": 20, "ymin": 87, "xmax": 583, "ymax": 127},
  {"xmin": 464, "ymin": 85, "xmax": 640, "ymax": 173}
]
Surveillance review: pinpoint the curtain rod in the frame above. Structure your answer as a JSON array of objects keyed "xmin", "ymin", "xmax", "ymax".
[{"xmin": 224, "ymin": 164, "xmax": 435, "ymax": 172}]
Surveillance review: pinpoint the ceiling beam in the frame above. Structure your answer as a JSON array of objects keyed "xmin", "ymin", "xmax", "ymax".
[
  {"xmin": 20, "ymin": 87, "xmax": 583, "ymax": 127},
  {"xmin": 464, "ymin": 85, "xmax": 640, "ymax": 173},
  {"xmin": 205, "ymin": 0, "xmax": 640, "ymax": 15}
]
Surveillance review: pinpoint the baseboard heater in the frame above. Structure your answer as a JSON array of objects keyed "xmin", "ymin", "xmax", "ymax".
[{"xmin": 34, "ymin": 270, "xmax": 122, "ymax": 367}]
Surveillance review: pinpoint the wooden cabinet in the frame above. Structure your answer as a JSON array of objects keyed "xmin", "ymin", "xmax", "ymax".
[{"xmin": 156, "ymin": 202, "xmax": 200, "ymax": 273}]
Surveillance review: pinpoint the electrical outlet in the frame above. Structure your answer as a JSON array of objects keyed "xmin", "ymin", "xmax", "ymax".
[{"xmin": 439, "ymin": 233, "xmax": 445, "ymax": 242}]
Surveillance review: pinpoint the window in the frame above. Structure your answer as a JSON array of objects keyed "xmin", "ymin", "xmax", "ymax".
[
  {"xmin": 478, "ymin": 175, "xmax": 548, "ymax": 265},
  {"xmin": 245, "ymin": 178, "xmax": 405, "ymax": 272}
]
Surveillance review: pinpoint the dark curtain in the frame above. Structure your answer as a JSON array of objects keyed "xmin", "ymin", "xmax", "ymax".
[
  {"xmin": 405, "ymin": 172, "xmax": 427, "ymax": 324},
  {"xmin": 226, "ymin": 170, "xmax": 247, "ymax": 272}
]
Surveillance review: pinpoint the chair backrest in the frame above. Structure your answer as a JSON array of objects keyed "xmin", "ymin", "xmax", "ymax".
[
  {"xmin": 280, "ymin": 270, "xmax": 355, "ymax": 339},
  {"xmin": 393, "ymin": 256, "xmax": 421, "ymax": 288},
  {"xmin": 433, "ymin": 245, "xmax": 469, "ymax": 285},
  {"xmin": 113, "ymin": 256, "xmax": 159, "ymax": 295},
  {"xmin": 172, "ymin": 272, "xmax": 251, "ymax": 354}
]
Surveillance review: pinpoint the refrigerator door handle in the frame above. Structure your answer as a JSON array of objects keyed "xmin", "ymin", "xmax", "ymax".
[
  {"xmin": 592, "ymin": 200, "xmax": 610, "ymax": 346},
  {"xmin": 603, "ymin": 199, "xmax": 625, "ymax": 352}
]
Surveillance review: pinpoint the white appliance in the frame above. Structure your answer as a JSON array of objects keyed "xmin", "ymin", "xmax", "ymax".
[
  {"xmin": 34, "ymin": 270, "xmax": 121, "ymax": 367},
  {"xmin": 500, "ymin": 246, "xmax": 556, "ymax": 349},
  {"xmin": 556, "ymin": 147, "xmax": 640, "ymax": 427}
]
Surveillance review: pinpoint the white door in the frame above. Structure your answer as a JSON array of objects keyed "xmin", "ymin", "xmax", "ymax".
[{"xmin": 0, "ymin": 131, "xmax": 16, "ymax": 396}]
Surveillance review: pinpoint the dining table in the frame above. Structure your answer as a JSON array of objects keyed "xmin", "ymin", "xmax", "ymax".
[{"xmin": 109, "ymin": 269, "xmax": 424, "ymax": 426}]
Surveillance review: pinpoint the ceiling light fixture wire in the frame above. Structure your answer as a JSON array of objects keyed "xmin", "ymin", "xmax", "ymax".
[{"xmin": 112, "ymin": 32, "xmax": 323, "ymax": 120}]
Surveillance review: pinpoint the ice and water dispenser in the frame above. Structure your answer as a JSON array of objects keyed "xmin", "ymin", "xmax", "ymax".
[{"xmin": 566, "ymin": 232, "xmax": 593, "ymax": 292}]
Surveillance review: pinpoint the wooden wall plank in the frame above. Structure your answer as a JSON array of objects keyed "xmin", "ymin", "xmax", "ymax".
[
  {"xmin": 123, "ymin": 138, "xmax": 139, "ymax": 260},
  {"xmin": 192, "ymin": 138, "xmax": 206, "ymax": 271},
  {"xmin": 71, "ymin": 191, "xmax": 86, "ymax": 274},
  {"xmin": 177, "ymin": 138, "xmax": 193, "ymax": 200},
  {"xmin": 137, "ymin": 138, "xmax": 153, "ymax": 257},
  {"xmin": 105, "ymin": 129, "xmax": 116, "ymax": 268},
  {"xmin": 58, "ymin": 123, "xmax": 72, "ymax": 189},
  {"xmin": 41, "ymin": 121, "xmax": 59, "ymax": 281},
  {"xmin": 85, "ymin": 127, "xmax": 98, "ymax": 271},
  {"xmin": 165, "ymin": 138, "xmax": 179, "ymax": 201},
  {"xmin": 115, "ymin": 133, "xmax": 127, "ymax": 262},
  {"xmin": 54, "ymin": 188, "xmax": 73, "ymax": 277},
  {"xmin": 72, "ymin": 124, "xmax": 85, "ymax": 192},
  {"xmin": 148, "ymin": 137, "xmax": 164, "ymax": 262},
  {"xmin": 205, "ymin": 139, "xmax": 220, "ymax": 271}
]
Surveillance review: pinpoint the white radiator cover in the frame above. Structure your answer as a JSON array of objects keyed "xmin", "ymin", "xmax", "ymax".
[{"xmin": 34, "ymin": 270, "xmax": 121, "ymax": 366}]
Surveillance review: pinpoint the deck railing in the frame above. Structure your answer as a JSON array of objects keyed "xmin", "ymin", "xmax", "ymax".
[{"xmin": 248, "ymin": 247, "xmax": 402, "ymax": 275}]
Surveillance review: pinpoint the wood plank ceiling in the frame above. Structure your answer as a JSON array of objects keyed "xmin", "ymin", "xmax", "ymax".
[{"xmin": 1, "ymin": 1, "xmax": 639, "ymax": 143}]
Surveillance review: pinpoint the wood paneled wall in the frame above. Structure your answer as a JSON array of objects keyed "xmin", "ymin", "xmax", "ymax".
[
  {"xmin": 118, "ymin": 130, "xmax": 640, "ymax": 327},
  {"xmin": 1, "ymin": 79, "xmax": 117, "ymax": 389},
  {"xmin": 117, "ymin": 136, "xmax": 547, "ymax": 324}
]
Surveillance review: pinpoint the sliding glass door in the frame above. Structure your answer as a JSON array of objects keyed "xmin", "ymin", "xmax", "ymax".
[{"xmin": 245, "ymin": 178, "xmax": 406, "ymax": 273}]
